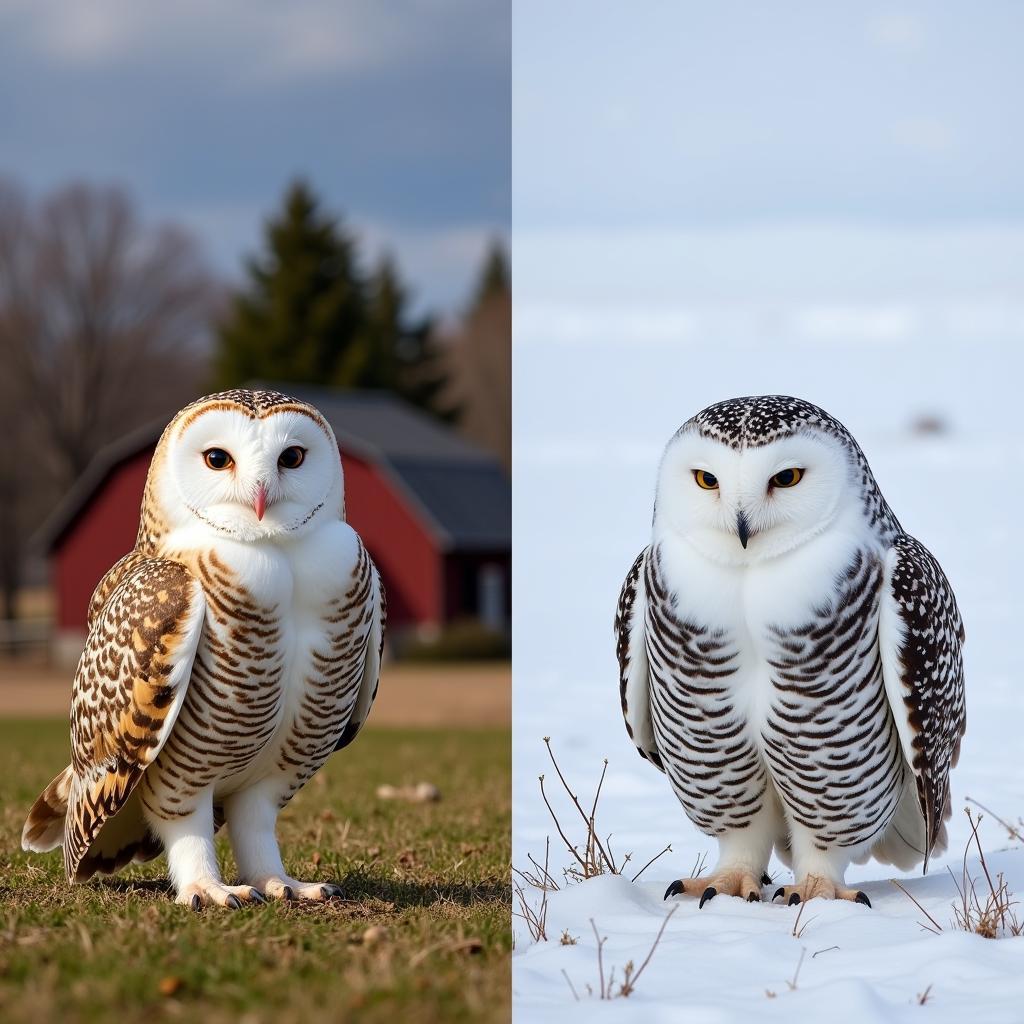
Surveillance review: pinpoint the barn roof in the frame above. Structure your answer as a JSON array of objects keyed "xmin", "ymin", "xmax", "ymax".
[{"xmin": 38, "ymin": 385, "xmax": 510, "ymax": 554}]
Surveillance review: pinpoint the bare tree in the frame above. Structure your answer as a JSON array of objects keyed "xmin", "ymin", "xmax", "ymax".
[
  {"xmin": 0, "ymin": 180, "xmax": 218, "ymax": 620},
  {"xmin": 440, "ymin": 244, "xmax": 511, "ymax": 473},
  {"xmin": 2, "ymin": 183, "xmax": 217, "ymax": 485},
  {"xmin": 0, "ymin": 182, "xmax": 41, "ymax": 621}
]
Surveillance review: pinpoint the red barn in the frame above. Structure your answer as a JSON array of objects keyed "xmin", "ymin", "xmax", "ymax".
[{"xmin": 39, "ymin": 386, "xmax": 511, "ymax": 665}]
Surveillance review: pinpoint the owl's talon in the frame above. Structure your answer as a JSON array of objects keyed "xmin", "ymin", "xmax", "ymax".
[
  {"xmin": 249, "ymin": 889, "xmax": 267, "ymax": 904},
  {"xmin": 666, "ymin": 869, "xmax": 765, "ymax": 905},
  {"xmin": 245, "ymin": 877, "xmax": 340, "ymax": 902},
  {"xmin": 178, "ymin": 881, "xmax": 259, "ymax": 909},
  {"xmin": 761, "ymin": 872, "xmax": 773, "ymax": 886},
  {"xmin": 775, "ymin": 878, "xmax": 873, "ymax": 905}
]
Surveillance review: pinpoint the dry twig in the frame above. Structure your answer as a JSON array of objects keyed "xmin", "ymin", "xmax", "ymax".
[
  {"xmin": 617, "ymin": 906, "xmax": 678, "ymax": 997},
  {"xmin": 630, "ymin": 843, "xmax": 673, "ymax": 883},
  {"xmin": 562, "ymin": 907, "xmax": 678, "ymax": 1001},
  {"xmin": 949, "ymin": 810, "xmax": 1021, "ymax": 938},
  {"xmin": 891, "ymin": 808, "xmax": 1022, "ymax": 939},
  {"xmin": 512, "ymin": 838, "xmax": 554, "ymax": 942},
  {"xmin": 965, "ymin": 797, "xmax": 1024, "ymax": 843},
  {"xmin": 786, "ymin": 948, "xmax": 807, "ymax": 991},
  {"xmin": 541, "ymin": 738, "xmax": 621, "ymax": 878},
  {"xmin": 890, "ymin": 879, "xmax": 943, "ymax": 935}
]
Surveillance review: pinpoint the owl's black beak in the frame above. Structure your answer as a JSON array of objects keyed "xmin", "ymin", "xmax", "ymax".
[{"xmin": 736, "ymin": 511, "xmax": 751, "ymax": 549}]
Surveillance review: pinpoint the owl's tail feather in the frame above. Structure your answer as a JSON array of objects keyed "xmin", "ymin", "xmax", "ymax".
[
  {"xmin": 69, "ymin": 789, "xmax": 163, "ymax": 883},
  {"xmin": 868, "ymin": 775, "xmax": 931, "ymax": 872},
  {"xmin": 22, "ymin": 764, "xmax": 74, "ymax": 853}
]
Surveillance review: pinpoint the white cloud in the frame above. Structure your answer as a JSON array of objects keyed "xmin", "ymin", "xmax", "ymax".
[
  {"xmin": 890, "ymin": 116, "xmax": 956, "ymax": 154},
  {"xmin": 867, "ymin": 11, "xmax": 926, "ymax": 54},
  {"xmin": 0, "ymin": 0, "xmax": 496, "ymax": 81}
]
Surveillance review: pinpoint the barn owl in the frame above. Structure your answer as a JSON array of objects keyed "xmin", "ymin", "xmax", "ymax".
[
  {"xmin": 615, "ymin": 396, "xmax": 965, "ymax": 906},
  {"xmin": 23, "ymin": 389, "xmax": 385, "ymax": 909}
]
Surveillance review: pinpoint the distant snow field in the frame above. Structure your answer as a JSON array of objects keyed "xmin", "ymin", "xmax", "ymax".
[{"xmin": 513, "ymin": 305, "xmax": 1024, "ymax": 1022}]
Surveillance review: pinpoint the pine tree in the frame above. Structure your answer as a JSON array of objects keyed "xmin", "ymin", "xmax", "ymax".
[
  {"xmin": 472, "ymin": 239, "xmax": 510, "ymax": 306},
  {"xmin": 213, "ymin": 180, "xmax": 456, "ymax": 421},
  {"xmin": 434, "ymin": 241, "xmax": 511, "ymax": 469},
  {"xmin": 335, "ymin": 255, "xmax": 402, "ymax": 389},
  {"xmin": 214, "ymin": 181, "xmax": 367, "ymax": 388}
]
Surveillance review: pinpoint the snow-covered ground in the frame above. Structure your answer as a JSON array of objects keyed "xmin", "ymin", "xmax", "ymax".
[{"xmin": 512, "ymin": 229, "xmax": 1024, "ymax": 1021}]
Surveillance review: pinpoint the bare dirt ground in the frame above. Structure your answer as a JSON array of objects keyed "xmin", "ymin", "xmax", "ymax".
[{"xmin": 0, "ymin": 657, "xmax": 510, "ymax": 726}]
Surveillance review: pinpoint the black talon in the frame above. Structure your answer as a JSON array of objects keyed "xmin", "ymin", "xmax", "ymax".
[
  {"xmin": 323, "ymin": 885, "xmax": 343, "ymax": 899},
  {"xmin": 698, "ymin": 886, "xmax": 717, "ymax": 909},
  {"xmin": 747, "ymin": 891, "xmax": 760, "ymax": 902},
  {"xmin": 855, "ymin": 891, "xmax": 872, "ymax": 908},
  {"xmin": 190, "ymin": 893, "xmax": 202, "ymax": 912},
  {"xmin": 282, "ymin": 885, "xmax": 295, "ymax": 901},
  {"xmin": 788, "ymin": 892, "xmax": 801, "ymax": 906},
  {"xmin": 225, "ymin": 894, "xmax": 242, "ymax": 910},
  {"xmin": 663, "ymin": 880, "xmax": 685, "ymax": 900},
  {"xmin": 773, "ymin": 887, "xmax": 786, "ymax": 902},
  {"xmin": 250, "ymin": 890, "xmax": 267, "ymax": 905},
  {"xmin": 761, "ymin": 872, "xmax": 773, "ymax": 886}
]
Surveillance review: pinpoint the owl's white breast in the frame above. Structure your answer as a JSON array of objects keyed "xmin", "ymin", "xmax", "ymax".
[
  {"xmin": 652, "ymin": 502, "xmax": 882, "ymax": 732},
  {"xmin": 160, "ymin": 519, "xmax": 366, "ymax": 795}
]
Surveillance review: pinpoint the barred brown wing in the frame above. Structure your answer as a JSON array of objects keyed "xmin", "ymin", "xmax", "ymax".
[{"xmin": 62, "ymin": 558, "xmax": 205, "ymax": 881}]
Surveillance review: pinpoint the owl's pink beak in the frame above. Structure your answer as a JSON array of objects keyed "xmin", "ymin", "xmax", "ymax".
[{"xmin": 254, "ymin": 483, "xmax": 268, "ymax": 521}]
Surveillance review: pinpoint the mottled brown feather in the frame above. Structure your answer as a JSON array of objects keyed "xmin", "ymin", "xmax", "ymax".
[{"xmin": 61, "ymin": 558, "xmax": 205, "ymax": 882}]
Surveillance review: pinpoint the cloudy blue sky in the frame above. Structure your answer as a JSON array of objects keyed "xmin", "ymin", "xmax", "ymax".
[
  {"xmin": 514, "ymin": 1, "xmax": 1024, "ymax": 228},
  {"xmin": 0, "ymin": 0, "xmax": 509, "ymax": 314}
]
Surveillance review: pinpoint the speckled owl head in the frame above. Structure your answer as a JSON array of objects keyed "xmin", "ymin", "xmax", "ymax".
[
  {"xmin": 138, "ymin": 389, "xmax": 345, "ymax": 548},
  {"xmin": 654, "ymin": 395, "xmax": 899, "ymax": 562}
]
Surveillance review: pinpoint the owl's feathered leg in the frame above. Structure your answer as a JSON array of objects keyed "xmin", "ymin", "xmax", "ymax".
[
  {"xmin": 224, "ymin": 784, "xmax": 343, "ymax": 902},
  {"xmin": 665, "ymin": 804, "xmax": 781, "ymax": 907},
  {"xmin": 147, "ymin": 793, "xmax": 265, "ymax": 909},
  {"xmin": 771, "ymin": 826, "xmax": 872, "ymax": 907}
]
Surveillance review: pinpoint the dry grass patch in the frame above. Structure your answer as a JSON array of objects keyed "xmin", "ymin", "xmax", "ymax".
[
  {"xmin": 0, "ymin": 720, "xmax": 510, "ymax": 1024},
  {"xmin": 893, "ymin": 808, "xmax": 1022, "ymax": 939}
]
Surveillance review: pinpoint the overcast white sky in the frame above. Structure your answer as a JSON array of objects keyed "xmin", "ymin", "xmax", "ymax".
[
  {"xmin": 0, "ymin": 0, "xmax": 510, "ymax": 314},
  {"xmin": 513, "ymin": 2, "xmax": 1024, "ymax": 322},
  {"xmin": 514, "ymin": 2, "xmax": 1023, "ymax": 228}
]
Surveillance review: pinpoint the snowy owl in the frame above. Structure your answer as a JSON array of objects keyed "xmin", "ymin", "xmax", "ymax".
[
  {"xmin": 615, "ymin": 395, "xmax": 965, "ymax": 907},
  {"xmin": 23, "ymin": 389, "xmax": 385, "ymax": 909}
]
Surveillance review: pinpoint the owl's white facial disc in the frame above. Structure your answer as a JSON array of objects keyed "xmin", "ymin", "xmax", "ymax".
[
  {"xmin": 162, "ymin": 407, "xmax": 343, "ymax": 542},
  {"xmin": 654, "ymin": 428, "xmax": 855, "ymax": 564}
]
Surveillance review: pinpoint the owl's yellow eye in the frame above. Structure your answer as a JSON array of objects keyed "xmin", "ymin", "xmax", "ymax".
[
  {"xmin": 203, "ymin": 448, "xmax": 234, "ymax": 471},
  {"xmin": 771, "ymin": 467, "xmax": 803, "ymax": 488},
  {"xmin": 693, "ymin": 470, "xmax": 719, "ymax": 490}
]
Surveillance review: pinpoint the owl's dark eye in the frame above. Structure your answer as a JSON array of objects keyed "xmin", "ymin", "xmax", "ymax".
[
  {"xmin": 693, "ymin": 470, "xmax": 718, "ymax": 490},
  {"xmin": 278, "ymin": 446, "xmax": 306, "ymax": 469},
  {"xmin": 203, "ymin": 448, "xmax": 234, "ymax": 471},
  {"xmin": 771, "ymin": 467, "xmax": 803, "ymax": 488}
]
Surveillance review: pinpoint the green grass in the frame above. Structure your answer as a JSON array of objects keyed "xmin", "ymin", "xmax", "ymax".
[{"xmin": 0, "ymin": 720, "xmax": 510, "ymax": 1024}]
